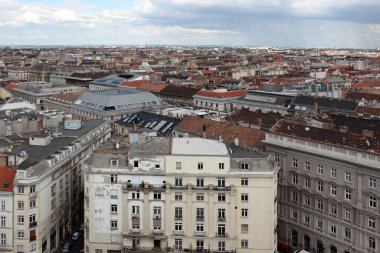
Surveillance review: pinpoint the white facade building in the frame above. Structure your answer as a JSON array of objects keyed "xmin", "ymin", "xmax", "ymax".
[{"xmin": 85, "ymin": 137, "xmax": 279, "ymax": 253}]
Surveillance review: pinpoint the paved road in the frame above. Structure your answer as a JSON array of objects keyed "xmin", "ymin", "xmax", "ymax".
[{"xmin": 58, "ymin": 233, "xmax": 84, "ymax": 253}]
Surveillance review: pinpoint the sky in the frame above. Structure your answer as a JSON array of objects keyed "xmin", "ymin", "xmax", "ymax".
[{"xmin": 0, "ymin": 0, "xmax": 380, "ymax": 48}]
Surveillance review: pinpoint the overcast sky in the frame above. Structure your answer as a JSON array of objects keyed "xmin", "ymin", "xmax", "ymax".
[{"xmin": 0, "ymin": 0, "xmax": 380, "ymax": 48}]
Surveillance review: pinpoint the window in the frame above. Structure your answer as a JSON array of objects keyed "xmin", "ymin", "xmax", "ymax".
[
  {"xmin": 304, "ymin": 214, "xmax": 310, "ymax": 224},
  {"xmin": 132, "ymin": 206, "xmax": 140, "ymax": 214},
  {"xmin": 196, "ymin": 193, "xmax": 204, "ymax": 201},
  {"xmin": 368, "ymin": 216, "xmax": 376, "ymax": 229},
  {"xmin": 17, "ymin": 215, "xmax": 24, "ymax": 224},
  {"xmin": 18, "ymin": 231, "xmax": 24, "ymax": 239},
  {"xmin": 196, "ymin": 178, "xmax": 204, "ymax": 187},
  {"xmin": 153, "ymin": 192, "xmax": 161, "ymax": 200},
  {"xmin": 111, "ymin": 174, "xmax": 118, "ymax": 183},
  {"xmin": 344, "ymin": 209, "xmax": 352, "ymax": 220},
  {"xmin": 95, "ymin": 250, "xmax": 103, "ymax": 253},
  {"xmin": 317, "ymin": 199, "xmax": 323, "ymax": 210},
  {"xmin": 111, "ymin": 205, "xmax": 118, "ymax": 213},
  {"xmin": 241, "ymin": 239, "xmax": 248, "ymax": 248},
  {"xmin": 241, "ymin": 193, "xmax": 248, "ymax": 202},
  {"xmin": 317, "ymin": 181, "xmax": 324, "ymax": 192},
  {"xmin": 241, "ymin": 178, "xmax": 248, "ymax": 186},
  {"xmin": 304, "ymin": 195, "xmax": 310, "ymax": 207},
  {"xmin": 196, "ymin": 240, "xmax": 204, "ymax": 251},
  {"xmin": 305, "ymin": 177, "xmax": 310, "ymax": 188},
  {"xmin": 345, "ymin": 172, "xmax": 352, "ymax": 183},
  {"xmin": 274, "ymin": 154, "xmax": 280, "ymax": 163},
  {"xmin": 155, "ymin": 164, "xmax": 160, "ymax": 169},
  {"xmin": 217, "ymin": 178, "xmax": 225, "ymax": 187},
  {"xmin": 18, "ymin": 201, "xmax": 24, "ymax": 210},
  {"xmin": 134, "ymin": 161, "xmax": 138, "ymax": 167},
  {"xmin": 132, "ymin": 192, "xmax": 140, "ymax": 199},
  {"xmin": 196, "ymin": 208, "xmax": 204, "ymax": 221},
  {"xmin": 331, "ymin": 185, "xmax": 337, "ymax": 196},
  {"xmin": 175, "ymin": 222, "xmax": 182, "ymax": 231},
  {"xmin": 176, "ymin": 162, "xmax": 182, "ymax": 170},
  {"xmin": 317, "ymin": 165, "xmax": 324, "ymax": 175},
  {"xmin": 110, "ymin": 189, "xmax": 118, "ymax": 199},
  {"xmin": 302, "ymin": 161, "xmax": 310, "ymax": 171},
  {"xmin": 51, "ymin": 184, "xmax": 56, "ymax": 196},
  {"xmin": 0, "ymin": 201, "xmax": 5, "ymax": 211},
  {"xmin": 218, "ymin": 193, "xmax": 226, "ymax": 202},
  {"xmin": 330, "ymin": 224, "xmax": 336, "ymax": 234},
  {"xmin": 345, "ymin": 189, "xmax": 352, "ymax": 200},
  {"xmin": 241, "ymin": 224, "xmax": 248, "ymax": 233},
  {"xmin": 345, "ymin": 228, "xmax": 351, "ymax": 240},
  {"xmin": 218, "ymin": 224, "xmax": 226, "ymax": 236},
  {"xmin": 196, "ymin": 223, "xmax": 204, "ymax": 231},
  {"xmin": 175, "ymin": 207, "xmax": 182, "ymax": 220},
  {"xmin": 175, "ymin": 192, "xmax": 182, "ymax": 201},
  {"xmin": 331, "ymin": 168, "xmax": 337, "ymax": 178},
  {"xmin": 291, "ymin": 191, "xmax": 298, "ymax": 203},
  {"xmin": 292, "ymin": 158, "xmax": 298, "ymax": 168},
  {"xmin": 317, "ymin": 219, "xmax": 323, "ymax": 229},
  {"xmin": 110, "ymin": 159, "xmax": 118, "ymax": 167},
  {"xmin": 110, "ymin": 220, "xmax": 118, "ymax": 230},
  {"xmin": 330, "ymin": 204, "xmax": 337, "ymax": 215},
  {"xmin": 31, "ymin": 243, "xmax": 36, "ymax": 252},
  {"xmin": 369, "ymin": 177, "xmax": 377, "ymax": 189},
  {"xmin": 30, "ymin": 200, "xmax": 36, "ymax": 208},
  {"xmin": 369, "ymin": 237, "xmax": 376, "ymax": 250},
  {"xmin": 241, "ymin": 208, "xmax": 248, "ymax": 217},
  {"xmin": 175, "ymin": 177, "xmax": 182, "ymax": 186},
  {"xmin": 30, "ymin": 185, "xmax": 36, "ymax": 193},
  {"xmin": 18, "ymin": 186, "xmax": 24, "ymax": 194},
  {"xmin": 291, "ymin": 210, "xmax": 298, "ymax": 220},
  {"xmin": 198, "ymin": 162, "xmax": 203, "ymax": 170},
  {"xmin": 218, "ymin": 209, "xmax": 225, "ymax": 220},
  {"xmin": 292, "ymin": 174, "xmax": 298, "ymax": 184},
  {"xmin": 0, "ymin": 233, "xmax": 5, "ymax": 245},
  {"xmin": 17, "ymin": 245, "xmax": 24, "ymax": 253},
  {"xmin": 218, "ymin": 241, "xmax": 225, "ymax": 251},
  {"xmin": 174, "ymin": 239, "xmax": 182, "ymax": 249},
  {"xmin": 219, "ymin": 163, "xmax": 224, "ymax": 170},
  {"xmin": 369, "ymin": 196, "xmax": 377, "ymax": 208},
  {"xmin": 0, "ymin": 216, "xmax": 5, "ymax": 227},
  {"xmin": 240, "ymin": 163, "xmax": 249, "ymax": 170}
]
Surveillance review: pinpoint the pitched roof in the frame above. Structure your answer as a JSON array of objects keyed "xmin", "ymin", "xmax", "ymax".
[
  {"xmin": 160, "ymin": 86, "xmax": 201, "ymax": 98},
  {"xmin": 121, "ymin": 80, "xmax": 151, "ymax": 88},
  {"xmin": 0, "ymin": 167, "xmax": 16, "ymax": 192},
  {"xmin": 289, "ymin": 96, "xmax": 358, "ymax": 112},
  {"xmin": 345, "ymin": 91, "xmax": 380, "ymax": 102},
  {"xmin": 195, "ymin": 89, "xmax": 247, "ymax": 99},
  {"xmin": 139, "ymin": 83, "xmax": 167, "ymax": 92},
  {"xmin": 175, "ymin": 116, "xmax": 265, "ymax": 149}
]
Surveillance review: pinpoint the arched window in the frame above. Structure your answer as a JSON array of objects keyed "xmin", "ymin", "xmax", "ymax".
[
  {"xmin": 330, "ymin": 245, "xmax": 337, "ymax": 253},
  {"xmin": 304, "ymin": 235, "xmax": 310, "ymax": 251},
  {"xmin": 291, "ymin": 230, "xmax": 298, "ymax": 247},
  {"xmin": 317, "ymin": 240, "xmax": 324, "ymax": 253}
]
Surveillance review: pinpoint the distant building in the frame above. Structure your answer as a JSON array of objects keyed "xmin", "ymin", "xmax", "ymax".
[
  {"xmin": 71, "ymin": 88, "xmax": 165, "ymax": 121},
  {"xmin": 89, "ymin": 74, "xmax": 145, "ymax": 91},
  {"xmin": 84, "ymin": 137, "xmax": 278, "ymax": 253},
  {"xmin": 193, "ymin": 89, "xmax": 247, "ymax": 113}
]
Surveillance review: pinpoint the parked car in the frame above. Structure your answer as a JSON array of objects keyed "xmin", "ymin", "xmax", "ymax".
[
  {"xmin": 72, "ymin": 232, "xmax": 82, "ymax": 241},
  {"xmin": 61, "ymin": 241, "xmax": 73, "ymax": 253}
]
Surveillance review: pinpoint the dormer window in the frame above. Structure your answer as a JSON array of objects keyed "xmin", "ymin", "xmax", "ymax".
[
  {"xmin": 240, "ymin": 163, "xmax": 249, "ymax": 170},
  {"xmin": 110, "ymin": 159, "xmax": 118, "ymax": 167}
]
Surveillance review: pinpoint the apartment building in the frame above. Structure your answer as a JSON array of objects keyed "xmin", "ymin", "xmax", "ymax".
[
  {"xmin": 0, "ymin": 167, "xmax": 16, "ymax": 252},
  {"xmin": 264, "ymin": 120, "xmax": 380, "ymax": 253},
  {"xmin": 8, "ymin": 119, "xmax": 112, "ymax": 253},
  {"xmin": 85, "ymin": 137, "xmax": 278, "ymax": 253}
]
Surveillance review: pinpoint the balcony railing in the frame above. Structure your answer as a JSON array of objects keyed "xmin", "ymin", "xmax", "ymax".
[
  {"xmin": 29, "ymin": 221, "xmax": 37, "ymax": 228},
  {"xmin": 196, "ymin": 216, "xmax": 204, "ymax": 221},
  {"xmin": 130, "ymin": 228, "xmax": 141, "ymax": 234},
  {"xmin": 213, "ymin": 186, "xmax": 231, "ymax": 191},
  {"xmin": 175, "ymin": 215, "xmax": 182, "ymax": 221},
  {"xmin": 132, "ymin": 213, "xmax": 140, "ymax": 218},
  {"xmin": 194, "ymin": 231, "xmax": 206, "ymax": 237},
  {"xmin": 217, "ymin": 217, "xmax": 226, "ymax": 222},
  {"xmin": 172, "ymin": 230, "xmax": 184, "ymax": 236},
  {"xmin": 153, "ymin": 215, "xmax": 161, "ymax": 220},
  {"xmin": 171, "ymin": 185, "xmax": 186, "ymax": 190},
  {"xmin": 29, "ymin": 192, "xmax": 37, "ymax": 198},
  {"xmin": 215, "ymin": 232, "xmax": 229, "ymax": 238},
  {"xmin": 152, "ymin": 229, "xmax": 164, "ymax": 235}
]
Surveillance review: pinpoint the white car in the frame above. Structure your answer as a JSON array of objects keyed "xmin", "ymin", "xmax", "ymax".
[{"xmin": 71, "ymin": 232, "xmax": 81, "ymax": 241}]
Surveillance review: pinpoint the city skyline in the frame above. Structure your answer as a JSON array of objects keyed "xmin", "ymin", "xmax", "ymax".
[{"xmin": 0, "ymin": 0, "xmax": 380, "ymax": 49}]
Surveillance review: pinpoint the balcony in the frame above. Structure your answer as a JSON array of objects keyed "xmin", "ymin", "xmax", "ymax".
[
  {"xmin": 217, "ymin": 217, "xmax": 226, "ymax": 222},
  {"xmin": 213, "ymin": 186, "xmax": 231, "ymax": 191},
  {"xmin": 130, "ymin": 228, "xmax": 141, "ymax": 234},
  {"xmin": 29, "ymin": 221, "xmax": 37, "ymax": 228},
  {"xmin": 29, "ymin": 192, "xmax": 37, "ymax": 199},
  {"xmin": 172, "ymin": 230, "xmax": 184, "ymax": 236},
  {"xmin": 153, "ymin": 215, "xmax": 161, "ymax": 220},
  {"xmin": 193, "ymin": 185, "xmax": 208, "ymax": 190},
  {"xmin": 151, "ymin": 229, "xmax": 164, "ymax": 235},
  {"xmin": 196, "ymin": 216, "xmax": 204, "ymax": 221},
  {"xmin": 215, "ymin": 232, "xmax": 229, "ymax": 238},
  {"xmin": 174, "ymin": 215, "xmax": 182, "ymax": 221},
  {"xmin": 194, "ymin": 231, "xmax": 206, "ymax": 237},
  {"xmin": 171, "ymin": 185, "xmax": 186, "ymax": 190},
  {"xmin": 132, "ymin": 213, "xmax": 140, "ymax": 219}
]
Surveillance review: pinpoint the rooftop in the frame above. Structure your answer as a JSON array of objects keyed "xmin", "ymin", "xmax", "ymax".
[
  {"xmin": 0, "ymin": 167, "xmax": 16, "ymax": 192},
  {"xmin": 171, "ymin": 137, "xmax": 229, "ymax": 156}
]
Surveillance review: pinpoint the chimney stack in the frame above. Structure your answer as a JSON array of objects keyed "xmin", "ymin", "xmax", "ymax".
[{"xmin": 202, "ymin": 125, "xmax": 207, "ymax": 139}]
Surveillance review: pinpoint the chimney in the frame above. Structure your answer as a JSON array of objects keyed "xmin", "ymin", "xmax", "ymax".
[
  {"xmin": 234, "ymin": 137, "xmax": 239, "ymax": 146},
  {"xmin": 257, "ymin": 118, "xmax": 262, "ymax": 127},
  {"xmin": 202, "ymin": 125, "xmax": 206, "ymax": 139},
  {"xmin": 339, "ymin": 126, "xmax": 348, "ymax": 132},
  {"xmin": 314, "ymin": 101, "xmax": 318, "ymax": 114}
]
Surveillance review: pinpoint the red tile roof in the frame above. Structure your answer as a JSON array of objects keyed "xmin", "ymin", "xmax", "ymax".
[
  {"xmin": 0, "ymin": 167, "xmax": 16, "ymax": 192},
  {"xmin": 4, "ymin": 83, "xmax": 17, "ymax": 90},
  {"xmin": 195, "ymin": 89, "xmax": 247, "ymax": 99},
  {"xmin": 139, "ymin": 83, "xmax": 167, "ymax": 92},
  {"xmin": 121, "ymin": 80, "xmax": 151, "ymax": 88},
  {"xmin": 175, "ymin": 116, "xmax": 265, "ymax": 149}
]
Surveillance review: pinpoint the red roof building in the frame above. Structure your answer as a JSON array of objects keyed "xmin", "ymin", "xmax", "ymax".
[
  {"xmin": 0, "ymin": 167, "xmax": 16, "ymax": 192},
  {"xmin": 193, "ymin": 89, "xmax": 247, "ymax": 113}
]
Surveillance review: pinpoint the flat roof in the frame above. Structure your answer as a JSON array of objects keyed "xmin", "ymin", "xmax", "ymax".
[{"xmin": 171, "ymin": 138, "xmax": 228, "ymax": 156}]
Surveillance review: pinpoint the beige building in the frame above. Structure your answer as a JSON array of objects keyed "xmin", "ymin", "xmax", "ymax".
[{"xmin": 84, "ymin": 137, "xmax": 278, "ymax": 253}]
